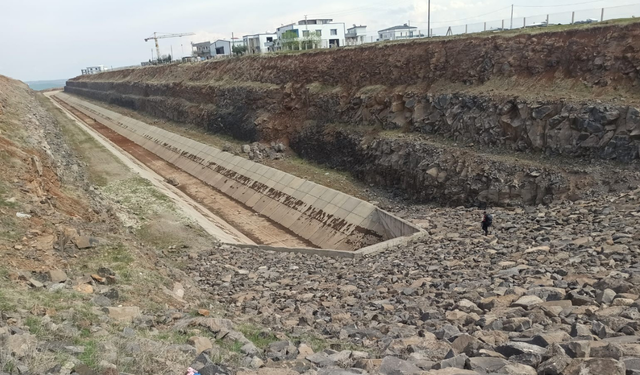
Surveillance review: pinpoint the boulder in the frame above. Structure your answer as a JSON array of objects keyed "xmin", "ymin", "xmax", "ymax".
[
  {"xmin": 188, "ymin": 336, "xmax": 214, "ymax": 355},
  {"xmin": 563, "ymin": 358, "xmax": 626, "ymax": 375},
  {"xmin": 468, "ymin": 356, "xmax": 508, "ymax": 373},
  {"xmin": 5, "ymin": 334, "xmax": 36, "ymax": 359},
  {"xmin": 48, "ymin": 269, "xmax": 68, "ymax": 283},
  {"xmin": 266, "ymin": 341, "xmax": 298, "ymax": 361},
  {"xmin": 379, "ymin": 356, "xmax": 423, "ymax": 375},
  {"xmin": 103, "ymin": 306, "xmax": 140, "ymax": 323}
]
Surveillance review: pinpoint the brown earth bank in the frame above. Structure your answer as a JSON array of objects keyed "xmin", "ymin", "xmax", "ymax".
[{"xmin": 65, "ymin": 21, "xmax": 640, "ymax": 206}]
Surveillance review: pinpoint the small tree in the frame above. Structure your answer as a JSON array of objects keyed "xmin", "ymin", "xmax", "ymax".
[
  {"xmin": 232, "ymin": 44, "xmax": 247, "ymax": 56},
  {"xmin": 280, "ymin": 30, "xmax": 300, "ymax": 51},
  {"xmin": 301, "ymin": 31, "xmax": 321, "ymax": 50}
]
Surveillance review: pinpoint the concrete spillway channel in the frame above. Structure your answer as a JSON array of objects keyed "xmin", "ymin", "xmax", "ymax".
[{"xmin": 52, "ymin": 92, "xmax": 423, "ymax": 257}]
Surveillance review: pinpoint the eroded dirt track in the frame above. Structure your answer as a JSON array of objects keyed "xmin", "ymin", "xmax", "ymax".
[{"xmin": 52, "ymin": 94, "xmax": 314, "ymax": 248}]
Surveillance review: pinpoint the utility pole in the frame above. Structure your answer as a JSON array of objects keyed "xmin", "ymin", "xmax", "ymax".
[
  {"xmin": 510, "ymin": 4, "xmax": 514, "ymax": 29},
  {"xmin": 427, "ymin": 0, "xmax": 431, "ymax": 37}
]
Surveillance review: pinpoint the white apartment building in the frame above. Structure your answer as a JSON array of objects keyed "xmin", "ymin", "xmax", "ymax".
[
  {"xmin": 378, "ymin": 24, "xmax": 418, "ymax": 41},
  {"xmin": 243, "ymin": 33, "xmax": 277, "ymax": 54},
  {"xmin": 345, "ymin": 25, "xmax": 368, "ymax": 45},
  {"xmin": 276, "ymin": 18, "xmax": 346, "ymax": 50},
  {"xmin": 81, "ymin": 65, "xmax": 108, "ymax": 75}
]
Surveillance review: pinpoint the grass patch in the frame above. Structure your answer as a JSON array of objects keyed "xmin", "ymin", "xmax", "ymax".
[
  {"xmin": 216, "ymin": 339, "xmax": 244, "ymax": 354},
  {"xmin": 155, "ymin": 330, "xmax": 191, "ymax": 345},
  {"xmin": 25, "ymin": 316, "xmax": 44, "ymax": 337},
  {"xmin": 77, "ymin": 340, "xmax": 99, "ymax": 369},
  {"xmin": 237, "ymin": 323, "xmax": 280, "ymax": 349},
  {"xmin": 76, "ymin": 242, "xmax": 135, "ymax": 284},
  {"xmin": 0, "ymin": 182, "xmax": 17, "ymax": 208},
  {"xmin": 298, "ymin": 333, "xmax": 329, "ymax": 353},
  {"xmin": 0, "ymin": 279, "xmax": 84, "ymax": 319},
  {"xmin": 2, "ymin": 360, "xmax": 16, "ymax": 373},
  {"xmin": 0, "ymin": 290, "xmax": 17, "ymax": 312}
]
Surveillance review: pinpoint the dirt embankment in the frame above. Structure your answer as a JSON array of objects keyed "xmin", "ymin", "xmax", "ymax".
[{"xmin": 65, "ymin": 22, "xmax": 640, "ymax": 205}]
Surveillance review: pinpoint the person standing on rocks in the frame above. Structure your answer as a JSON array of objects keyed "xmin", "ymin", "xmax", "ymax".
[{"xmin": 482, "ymin": 211, "xmax": 493, "ymax": 236}]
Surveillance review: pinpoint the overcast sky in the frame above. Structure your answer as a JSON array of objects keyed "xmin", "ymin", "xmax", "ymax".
[{"xmin": 0, "ymin": 0, "xmax": 636, "ymax": 81}]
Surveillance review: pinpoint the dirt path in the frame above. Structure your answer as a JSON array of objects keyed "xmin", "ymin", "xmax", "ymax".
[{"xmin": 49, "ymin": 92, "xmax": 313, "ymax": 248}]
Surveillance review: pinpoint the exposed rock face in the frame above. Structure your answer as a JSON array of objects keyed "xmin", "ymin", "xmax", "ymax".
[
  {"xmin": 290, "ymin": 128, "xmax": 639, "ymax": 206},
  {"xmin": 64, "ymin": 24, "xmax": 640, "ymax": 206}
]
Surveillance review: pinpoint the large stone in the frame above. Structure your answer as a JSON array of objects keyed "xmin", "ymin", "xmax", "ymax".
[
  {"xmin": 103, "ymin": 306, "xmax": 140, "ymax": 323},
  {"xmin": 48, "ymin": 269, "xmax": 68, "ymax": 283},
  {"xmin": 623, "ymin": 358, "xmax": 640, "ymax": 373},
  {"xmin": 596, "ymin": 289, "xmax": 616, "ymax": 305},
  {"xmin": 188, "ymin": 336, "xmax": 214, "ymax": 355},
  {"xmin": 537, "ymin": 354, "xmax": 572, "ymax": 375},
  {"xmin": 451, "ymin": 334, "xmax": 483, "ymax": 356},
  {"xmin": 509, "ymin": 352, "xmax": 541, "ymax": 368},
  {"xmin": 501, "ymin": 363, "xmax": 536, "ymax": 375},
  {"xmin": 526, "ymin": 287, "xmax": 566, "ymax": 301},
  {"xmin": 468, "ymin": 356, "xmax": 508, "ymax": 373},
  {"xmin": 563, "ymin": 358, "xmax": 626, "ymax": 375},
  {"xmin": 439, "ymin": 354, "xmax": 469, "ymax": 369},
  {"xmin": 74, "ymin": 236, "xmax": 98, "ymax": 249},
  {"xmin": 384, "ymin": 334, "xmax": 452, "ymax": 361},
  {"xmin": 266, "ymin": 341, "xmax": 298, "ymax": 361},
  {"xmin": 589, "ymin": 343, "xmax": 623, "ymax": 359},
  {"xmin": 511, "ymin": 295, "xmax": 543, "ymax": 309},
  {"xmin": 5, "ymin": 334, "xmax": 36, "ymax": 359},
  {"xmin": 199, "ymin": 364, "xmax": 232, "ymax": 375},
  {"xmin": 495, "ymin": 342, "xmax": 546, "ymax": 358},
  {"xmin": 561, "ymin": 341, "xmax": 591, "ymax": 358},
  {"xmin": 530, "ymin": 331, "xmax": 571, "ymax": 348},
  {"xmin": 379, "ymin": 356, "xmax": 423, "ymax": 375},
  {"xmin": 74, "ymin": 284, "xmax": 93, "ymax": 294}
]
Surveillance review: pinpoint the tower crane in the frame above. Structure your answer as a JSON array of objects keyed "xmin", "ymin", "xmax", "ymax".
[{"xmin": 144, "ymin": 32, "xmax": 195, "ymax": 60}]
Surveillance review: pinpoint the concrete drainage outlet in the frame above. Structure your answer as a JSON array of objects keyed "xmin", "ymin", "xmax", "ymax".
[{"xmin": 53, "ymin": 93, "xmax": 423, "ymax": 257}]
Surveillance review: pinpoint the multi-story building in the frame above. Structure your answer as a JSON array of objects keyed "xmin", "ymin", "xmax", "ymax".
[
  {"xmin": 345, "ymin": 25, "xmax": 368, "ymax": 45},
  {"xmin": 243, "ymin": 33, "xmax": 277, "ymax": 55},
  {"xmin": 212, "ymin": 40, "xmax": 232, "ymax": 56},
  {"xmin": 191, "ymin": 41, "xmax": 213, "ymax": 58},
  {"xmin": 276, "ymin": 18, "xmax": 346, "ymax": 50},
  {"xmin": 378, "ymin": 24, "xmax": 419, "ymax": 41},
  {"xmin": 192, "ymin": 40, "xmax": 241, "ymax": 58},
  {"xmin": 81, "ymin": 65, "xmax": 108, "ymax": 75}
]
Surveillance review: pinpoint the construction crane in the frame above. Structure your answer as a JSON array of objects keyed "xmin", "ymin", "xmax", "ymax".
[{"xmin": 144, "ymin": 32, "xmax": 195, "ymax": 60}]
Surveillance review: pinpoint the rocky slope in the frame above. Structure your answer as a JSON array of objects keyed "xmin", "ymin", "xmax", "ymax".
[
  {"xmin": 187, "ymin": 186, "xmax": 640, "ymax": 375},
  {"xmin": 64, "ymin": 21, "xmax": 640, "ymax": 205},
  {"xmin": 0, "ymin": 75, "xmax": 271, "ymax": 375}
]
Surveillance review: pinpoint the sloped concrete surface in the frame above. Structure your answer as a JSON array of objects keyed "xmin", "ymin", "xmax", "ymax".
[{"xmin": 55, "ymin": 93, "xmax": 421, "ymax": 251}]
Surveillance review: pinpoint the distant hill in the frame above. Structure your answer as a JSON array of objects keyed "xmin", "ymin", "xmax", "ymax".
[{"xmin": 26, "ymin": 79, "xmax": 68, "ymax": 91}]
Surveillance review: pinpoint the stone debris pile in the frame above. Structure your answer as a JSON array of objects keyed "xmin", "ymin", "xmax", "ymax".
[{"xmin": 188, "ymin": 188, "xmax": 640, "ymax": 374}]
